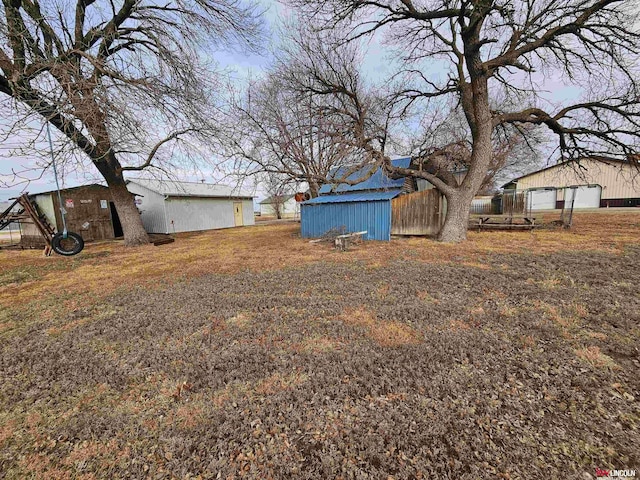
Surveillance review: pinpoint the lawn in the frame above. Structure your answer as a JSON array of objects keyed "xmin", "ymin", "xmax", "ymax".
[{"xmin": 1, "ymin": 212, "xmax": 639, "ymax": 479}]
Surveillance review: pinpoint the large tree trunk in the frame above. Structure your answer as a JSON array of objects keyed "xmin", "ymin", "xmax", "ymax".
[
  {"xmin": 94, "ymin": 154, "xmax": 149, "ymax": 246},
  {"xmin": 437, "ymin": 191, "xmax": 473, "ymax": 243},
  {"xmin": 108, "ymin": 179, "xmax": 150, "ymax": 246}
]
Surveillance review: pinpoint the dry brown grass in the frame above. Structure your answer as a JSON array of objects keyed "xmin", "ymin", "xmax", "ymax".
[
  {"xmin": 0, "ymin": 211, "xmax": 637, "ymax": 348},
  {"xmin": 1, "ymin": 212, "xmax": 639, "ymax": 321},
  {"xmin": 254, "ymin": 372, "xmax": 308, "ymax": 395},
  {"xmin": 294, "ymin": 335, "xmax": 341, "ymax": 354},
  {"xmin": 225, "ymin": 312, "xmax": 253, "ymax": 329},
  {"xmin": 0, "ymin": 418, "xmax": 16, "ymax": 448},
  {"xmin": 340, "ymin": 307, "xmax": 422, "ymax": 347},
  {"xmin": 1, "ymin": 212, "xmax": 639, "ymax": 479}
]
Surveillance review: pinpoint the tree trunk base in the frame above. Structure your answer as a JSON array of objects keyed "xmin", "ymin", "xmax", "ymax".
[
  {"xmin": 123, "ymin": 230, "xmax": 151, "ymax": 247},
  {"xmin": 436, "ymin": 227, "xmax": 468, "ymax": 243},
  {"xmin": 437, "ymin": 194, "xmax": 472, "ymax": 243}
]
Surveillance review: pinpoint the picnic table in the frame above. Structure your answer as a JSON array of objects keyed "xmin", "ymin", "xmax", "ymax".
[{"xmin": 471, "ymin": 214, "xmax": 541, "ymax": 231}]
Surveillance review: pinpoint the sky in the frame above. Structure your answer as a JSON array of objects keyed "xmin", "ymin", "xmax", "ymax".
[{"xmin": 0, "ymin": 0, "xmax": 586, "ymax": 203}]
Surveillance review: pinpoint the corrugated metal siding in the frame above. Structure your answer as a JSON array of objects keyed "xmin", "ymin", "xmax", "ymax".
[
  {"xmin": 301, "ymin": 200, "xmax": 392, "ymax": 241},
  {"xmin": 516, "ymin": 160, "xmax": 640, "ymax": 200},
  {"xmin": 470, "ymin": 196, "xmax": 494, "ymax": 214},
  {"xmin": 165, "ymin": 197, "xmax": 237, "ymax": 233},
  {"xmin": 126, "ymin": 182, "xmax": 168, "ymax": 233}
]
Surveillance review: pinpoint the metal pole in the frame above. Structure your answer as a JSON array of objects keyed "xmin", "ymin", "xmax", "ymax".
[
  {"xmin": 46, "ymin": 122, "xmax": 67, "ymax": 237},
  {"xmin": 566, "ymin": 187, "xmax": 576, "ymax": 229}
]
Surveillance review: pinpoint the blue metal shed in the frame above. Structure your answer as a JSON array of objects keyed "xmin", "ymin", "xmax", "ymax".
[
  {"xmin": 301, "ymin": 158, "xmax": 412, "ymax": 241},
  {"xmin": 301, "ymin": 190, "xmax": 402, "ymax": 241}
]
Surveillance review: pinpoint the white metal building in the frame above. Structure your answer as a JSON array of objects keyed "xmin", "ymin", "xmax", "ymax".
[
  {"xmin": 126, "ymin": 178, "xmax": 254, "ymax": 234},
  {"xmin": 503, "ymin": 158, "xmax": 640, "ymax": 210}
]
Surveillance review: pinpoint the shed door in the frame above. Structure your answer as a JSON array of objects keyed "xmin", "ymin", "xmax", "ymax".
[
  {"xmin": 565, "ymin": 185, "xmax": 601, "ymax": 209},
  {"xmin": 233, "ymin": 202, "xmax": 243, "ymax": 226},
  {"xmin": 528, "ymin": 189, "xmax": 556, "ymax": 210}
]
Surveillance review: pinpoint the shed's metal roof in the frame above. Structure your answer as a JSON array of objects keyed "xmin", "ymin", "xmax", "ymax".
[
  {"xmin": 303, "ymin": 189, "xmax": 402, "ymax": 205},
  {"xmin": 318, "ymin": 157, "xmax": 411, "ymax": 194},
  {"xmin": 127, "ymin": 178, "xmax": 253, "ymax": 198}
]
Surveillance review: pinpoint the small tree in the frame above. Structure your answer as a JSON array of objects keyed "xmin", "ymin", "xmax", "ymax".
[
  {"xmin": 0, "ymin": 0, "xmax": 262, "ymax": 246},
  {"xmin": 285, "ymin": 0, "xmax": 640, "ymax": 242}
]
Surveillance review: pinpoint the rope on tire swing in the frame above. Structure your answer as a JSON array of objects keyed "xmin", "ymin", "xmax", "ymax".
[{"xmin": 46, "ymin": 122, "xmax": 84, "ymax": 256}]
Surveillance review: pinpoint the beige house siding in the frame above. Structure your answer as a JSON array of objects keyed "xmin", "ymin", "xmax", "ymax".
[{"xmin": 515, "ymin": 159, "xmax": 640, "ymax": 201}]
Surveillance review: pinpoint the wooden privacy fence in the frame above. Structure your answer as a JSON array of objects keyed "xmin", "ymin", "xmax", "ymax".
[
  {"xmin": 391, "ymin": 189, "xmax": 445, "ymax": 236},
  {"xmin": 470, "ymin": 196, "xmax": 495, "ymax": 214},
  {"xmin": 501, "ymin": 191, "xmax": 526, "ymax": 215}
]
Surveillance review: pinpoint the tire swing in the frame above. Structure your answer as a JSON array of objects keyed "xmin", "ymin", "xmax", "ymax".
[
  {"xmin": 46, "ymin": 122, "xmax": 84, "ymax": 256},
  {"xmin": 51, "ymin": 231, "xmax": 84, "ymax": 256}
]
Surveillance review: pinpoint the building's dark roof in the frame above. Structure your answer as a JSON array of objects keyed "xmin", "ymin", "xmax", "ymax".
[
  {"xmin": 318, "ymin": 157, "xmax": 411, "ymax": 194},
  {"xmin": 30, "ymin": 183, "xmax": 109, "ymax": 196},
  {"xmin": 303, "ymin": 189, "xmax": 402, "ymax": 205},
  {"xmin": 259, "ymin": 194, "xmax": 295, "ymax": 205}
]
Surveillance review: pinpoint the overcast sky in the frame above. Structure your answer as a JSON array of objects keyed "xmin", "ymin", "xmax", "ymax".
[{"xmin": 0, "ymin": 0, "xmax": 584, "ymax": 203}]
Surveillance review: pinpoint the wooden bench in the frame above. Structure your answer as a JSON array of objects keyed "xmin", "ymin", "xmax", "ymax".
[{"xmin": 335, "ymin": 231, "xmax": 367, "ymax": 251}]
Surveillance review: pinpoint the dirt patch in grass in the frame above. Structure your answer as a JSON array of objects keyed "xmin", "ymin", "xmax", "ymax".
[{"xmin": 1, "ymin": 212, "xmax": 639, "ymax": 478}]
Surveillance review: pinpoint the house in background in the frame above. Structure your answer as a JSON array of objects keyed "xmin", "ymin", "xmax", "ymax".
[
  {"xmin": 259, "ymin": 194, "xmax": 299, "ymax": 218},
  {"xmin": 126, "ymin": 178, "xmax": 254, "ymax": 234},
  {"xmin": 301, "ymin": 158, "xmax": 445, "ymax": 241},
  {"xmin": 503, "ymin": 158, "xmax": 640, "ymax": 210}
]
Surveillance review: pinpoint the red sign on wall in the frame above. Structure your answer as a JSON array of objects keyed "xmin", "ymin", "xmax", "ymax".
[{"xmin": 65, "ymin": 199, "xmax": 74, "ymax": 208}]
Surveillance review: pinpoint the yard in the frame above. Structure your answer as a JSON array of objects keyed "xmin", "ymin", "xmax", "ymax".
[{"xmin": 1, "ymin": 212, "xmax": 639, "ymax": 479}]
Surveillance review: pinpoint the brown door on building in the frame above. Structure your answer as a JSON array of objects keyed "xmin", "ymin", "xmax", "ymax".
[{"xmin": 109, "ymin": 202, "xmax": 124, "ymax": 237}]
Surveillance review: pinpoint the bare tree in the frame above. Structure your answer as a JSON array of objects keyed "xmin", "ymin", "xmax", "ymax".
[
  {"xmin": 285, "ymin": 0, "xmax": 640, "ymax": 242},
  {"xmin": 0, "ymin": 0, "xmax": 262, "ymax": 246},
  {"xmin": 227, "ymin": 73, "xmax": 360, "ymax": 198}
]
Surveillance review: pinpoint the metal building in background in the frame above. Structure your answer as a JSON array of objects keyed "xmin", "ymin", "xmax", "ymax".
[
  {"xmin": 502, "ymin": 158, "xmax": 640, "ymax": 209},
  {"xmin": 126, "ymin": 178, "xmax": 254, "ymax": 234}
]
